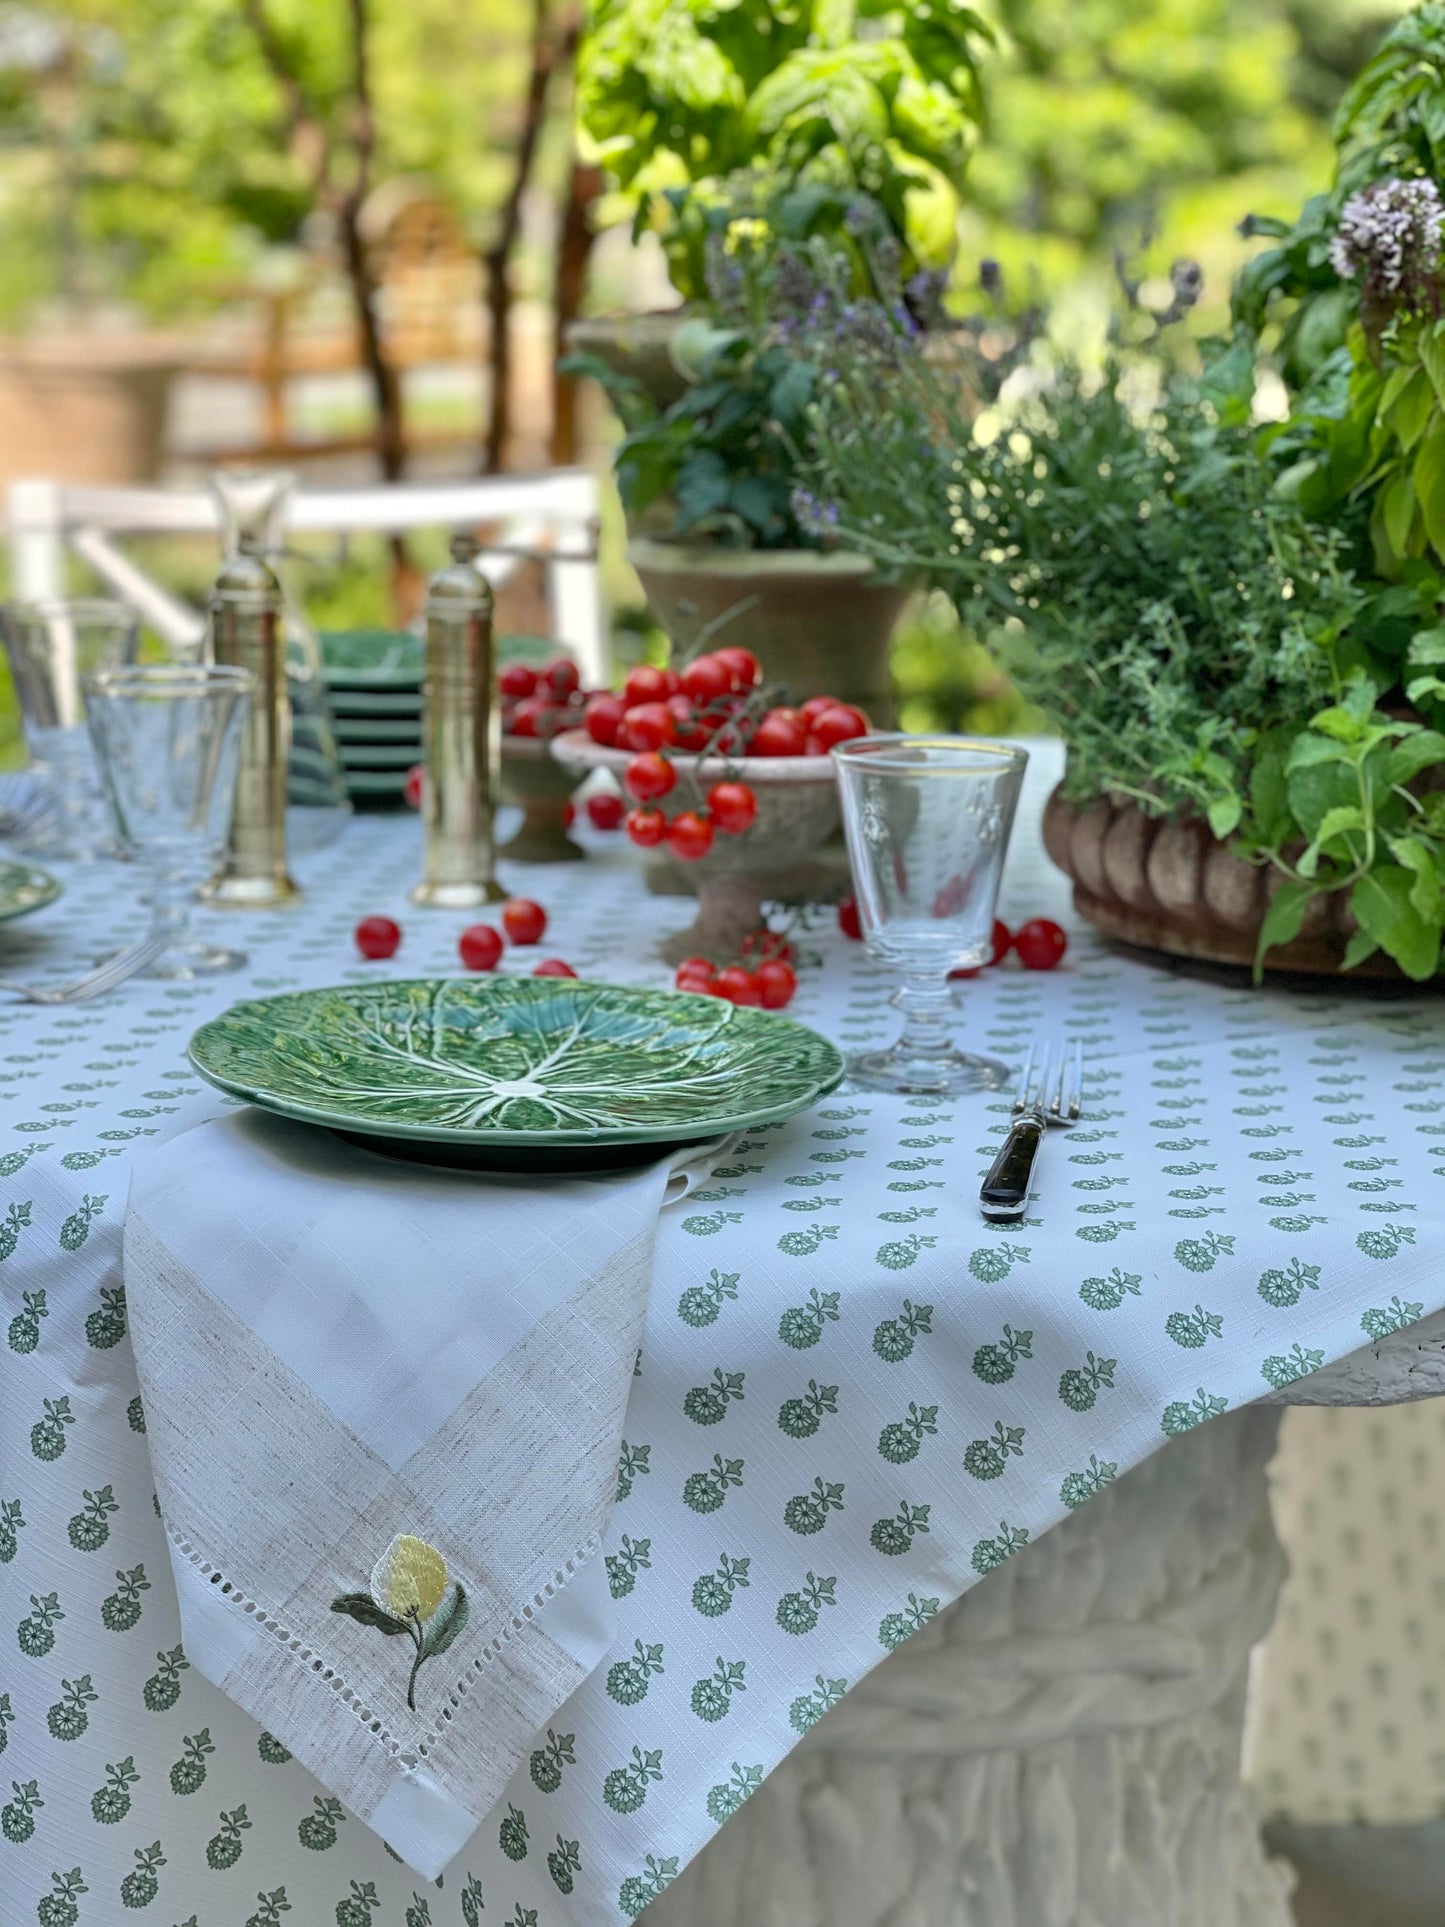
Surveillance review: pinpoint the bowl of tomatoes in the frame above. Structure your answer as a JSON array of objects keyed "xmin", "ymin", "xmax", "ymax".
[{"xmin": 551, "ymin": 646, "xmax": 869, "ymax": 963}]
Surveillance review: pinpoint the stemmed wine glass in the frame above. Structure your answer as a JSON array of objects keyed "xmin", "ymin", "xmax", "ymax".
[
  {"xmin": 1, "ymin": 598, "xmax": 139, "ymax": 858},
  {"xmin": 833, "ymin": 734, "xmax": 1028, "ymax": 1095},
  {"xmin": 83, "ymin": 664, "xmax": 253, "ymax": 978}
]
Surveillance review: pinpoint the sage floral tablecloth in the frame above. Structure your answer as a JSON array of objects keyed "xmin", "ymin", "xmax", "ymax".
[{"xmin": 4, "ymin": 750, "xmax": 1445, "ymax": 1927}]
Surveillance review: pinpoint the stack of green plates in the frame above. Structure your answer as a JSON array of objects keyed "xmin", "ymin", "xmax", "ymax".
[{"xmin": 321, "ymin": 630, "xmax": 425, "ymax": 807}]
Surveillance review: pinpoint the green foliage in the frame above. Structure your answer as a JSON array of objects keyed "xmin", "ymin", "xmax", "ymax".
[
  {"xmin": 566, "ymin": 321, "xmax": 817, "ymax": 546},
  {"xmin": 1236, "ymin": 4, "xmax": 1445, "ymax": 377},
  {"xmin": 577, "ymin": 0, "xmax": 990, "ymax": 298},
  {"xmin": 805, "ymin": 303, "xmax": 1445, "ymax": 979}
]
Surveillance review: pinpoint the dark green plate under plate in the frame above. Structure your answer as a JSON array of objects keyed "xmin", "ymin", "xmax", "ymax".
[
  {"xmin": 189, "ymin": 976, "xmax": 844, "ymax": 1172},
  {"xmin": 0, "ymin": 859, "xmax": 61, "ymax": 923}
]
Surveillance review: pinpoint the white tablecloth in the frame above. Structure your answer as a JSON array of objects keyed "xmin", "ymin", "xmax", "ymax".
[{"xmin": 3, "ymin": 750, "xmax": 1443, "ymax": 1924}]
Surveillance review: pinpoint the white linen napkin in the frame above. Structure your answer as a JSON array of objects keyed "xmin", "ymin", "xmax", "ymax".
[{"xmin": 123, "ymin": 1108, "xmax": 722, "ymax": 1879}]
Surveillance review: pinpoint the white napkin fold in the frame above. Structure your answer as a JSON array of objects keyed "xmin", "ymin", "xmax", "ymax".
[{"xmin": 123, "ymin": 1109, "xmax": 721, "ymax": 1879}]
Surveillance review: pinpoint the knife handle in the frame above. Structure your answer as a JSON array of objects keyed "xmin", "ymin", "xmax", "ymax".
[{"xmin": 980, "ymin": 1116, "xmax": 1044, "ymax": 1221}]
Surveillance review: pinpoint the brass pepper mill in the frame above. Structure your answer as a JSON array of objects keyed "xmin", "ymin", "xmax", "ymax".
[
  {"xmin": 411, "ymin": 534, "xmax": 504, "ymax": 908},
  {"xmin": 201, "ymin": 535, "xmax": 301, "ymax": 909}
]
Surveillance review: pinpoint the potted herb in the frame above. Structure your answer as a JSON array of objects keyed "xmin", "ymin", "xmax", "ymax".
[
  {"xmin": 801, "ymin": 223, "xmax": 1445, "ymax": 979},
  {"xmin": 567, "ymin": 239, "xmax": 922, "ymax": 719},
  {"xmin": 568, "ymin": 0, "xmax": 989, "ymax": 401}
]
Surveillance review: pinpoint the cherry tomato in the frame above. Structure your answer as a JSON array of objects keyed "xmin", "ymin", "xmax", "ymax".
[
  {"xmin": 532, "ymin": 958, "xmax": 577, "ymax": 978},
  {"xmin": 403, "ymin": 764, "xmax": 425, "ymax": 810},
  {"xmin": 666, "ymin": 693, "xmax": 711, "ymax": 751},
  {"xmin": 499, "ymin": 662, "xmax": 538, "ymax": 699},
  {"xmin": 799, "ymin": 694, "xmax": 840, "ymax": 727},
  {"xmin": 542, "ymin": 657, "xmax": 580, "ymax": 696},
  {"xmin": 1014, "ymin": 917, "xmax": 1068, "ymax": 970},
  {"xmin": 675, "ymin": 956, "xmax": 715, "ymax": 978},
  {"xmin": 713, "ymin": 646, "xmax": 761, "ymax": 691},
  {"xmin": 507, "ymin": 696, "xmax": 547, "ymax": 738},
  {"xmin": 751, "ymin": 708, "xmax": 808, "ymax": 757},
  {"xmin": 990, "ymin": 918, "xmax": 1012, "ymax": 965},
  {"xmin": 837, "ymin": 896, "xmax": 863, "ymax": 940},
  {"xmin": 586, "ymin": 790, "xmax": 624, "ymax": 830},
  {"xmin": 626, "ymin": 806, "xmax": 667, "ymax": 847},
  {"xmin": 674, "ymin": 959, "xmax": 718, "ymax": 995},
  {"xmin": 354, "ymin": 915, "xmax": 401, "ymax": 960},
  {"xmin": 562, "ymin": 800, "xmax": 576, "ymax": 828},
  {"xmin": 714, "ymin": 965, "xmax": 762, "ymax": 1005},
  {"xmin": 665, "ymin": 809, "xmax": 715, "ymax": 862},
  {"xmin": 680, "ymin": 654, "xmax": 734, "ymax": 707},
  {"xmin": 624, "ymin": 664, "xmax": 671, "ymax": 707},
  {"xmin": 707, "ymin": 780, "xmax": 757, "ymax": 835},
  {"xmin": 584, "ymin": 692, "xmax": 626, "ymax": 746},
  {"xmin": 807, "ymin": 703, "xmax": 870, "ymax": 752},
  {"xmin": 502, "ymin": 898, "xmax": 547, "ymax": 945},
  {"xmin": 458, "ymin": 924, "xmax": 503, "ymax": 971},
  {"xmin": 625, "ymin": 751, "xmax": 677, "ymax": 803},
  {"xmin": 620, "ymin": 701, "xmax": 676, "ymax": 752},
  {"xmin": 753, "ymin": 958, "xmax": 797, "ymax": 1009},
  {"xmin": 741, "ymin": 929, "xmax": 794, "ymax": 964}
]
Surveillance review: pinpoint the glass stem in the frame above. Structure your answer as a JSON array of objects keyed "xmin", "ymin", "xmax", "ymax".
[
  {"xmin": 891, "ymin": 974, "xmax": 957, "ymax": 1061},
  {"xmin": 147, "ymin": 873, "xmax": 192, "ymax": 955}
]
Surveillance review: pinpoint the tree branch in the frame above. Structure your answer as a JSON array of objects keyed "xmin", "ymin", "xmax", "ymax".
[{"xmin": 482, "ymin": 0, "xmax": 575, "ymax": 472}]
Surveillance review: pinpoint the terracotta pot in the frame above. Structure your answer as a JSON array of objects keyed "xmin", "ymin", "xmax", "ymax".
[
  {"xmin": 563, "ymin": 312, "xmax": 690, "ymax": 412},
  {"xmin": 628, "ymin": 537, "xmax": 908, "ymax": 727},
  {"xmin": 551, "ymin": 728, "xmax": 839, "ymax": 964},
  {"xmin": 1042, "ymin": 784, "xmax": 1405, "ymax": 979},
  {"xmin": 496, "ymin": 736, "xmax": 586, "ymax": 863}
]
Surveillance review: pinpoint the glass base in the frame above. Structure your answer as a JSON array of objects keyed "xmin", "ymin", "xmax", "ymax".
[
  {"xmin": 142, "ymin": 939, "xmax": 248, "ymax": 980},
  {"xmin": 847, "ymin": 1044, "xmax": 1011, "ymax": 1097}
]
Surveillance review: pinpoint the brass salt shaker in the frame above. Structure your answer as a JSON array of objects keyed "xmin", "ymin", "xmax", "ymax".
[
  {"xmin": 202, "ymin": 536, "xmax": 301, "ymax": 908},
  {"xmin": 411, "ymin": 534, "xmax": 504, "ymax": 908}
]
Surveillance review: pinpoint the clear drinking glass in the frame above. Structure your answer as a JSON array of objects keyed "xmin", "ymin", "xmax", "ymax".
[
  {"xmin": 1, "ymin": 598, "xmax": 139, "ymax": 858},
  {"xmin": 833, "ymin": 734, "xmax": 1028, "ymax": 1095},
  {"xmin": 83, "ymin": 665, "xmax": 253, "ymax": 978}
]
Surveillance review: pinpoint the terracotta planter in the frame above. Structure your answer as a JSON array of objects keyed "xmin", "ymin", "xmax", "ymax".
[
  {"xmin": 628, "ymin": 537, "xmax": 907, "ymax": 727},
  {"xmin": 1041, "ymin": 784, "xmax": 1406, "ymax": 979}
]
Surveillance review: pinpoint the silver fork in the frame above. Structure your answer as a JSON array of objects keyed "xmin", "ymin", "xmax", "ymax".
[
  {"xmin": 979, "ymin": 1037, "xmax": 1083, "ymax": 1222},
  {"xmin": 0, "ymin": 932, "xmax": 168, "ymax": 1005}
]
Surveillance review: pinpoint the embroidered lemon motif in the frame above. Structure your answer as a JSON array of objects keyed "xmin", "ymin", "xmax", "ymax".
[{"xmin": 330, "ymin": 1534, "xmax": 468, "ymax": 1711}]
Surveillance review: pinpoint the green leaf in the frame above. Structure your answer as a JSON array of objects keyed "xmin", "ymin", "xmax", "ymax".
[
  {"xmin": 1414, "ymin": 430, "xmax": 1445, "ymax": 558},
  {"xmin": 1420, "ymin": 326, "xmax": 1445, "ymax": 409},
  {"xmin": 1385, "ymin": 730, "xmax": 1445, "ymax": 786},
  {"xmin": 1299, "ymin": 804, "xmax": 1364, "ymax": 878},
  {"xmin": 1408, "ymin": 625, "xmax": 1445, "ymax": 666},
  {"xmin": 421, "ymin": 1584, "xmax": 469, "ymax": 1661},
  {"xmin": 1248, "ymin": 745, "xmax": 1291, "ymax": 845},
  {"xmin": 1206, "ymin": 794, "xmax": 1242, "ymax": 840},
  {"xmin": 1379, "ymin": 468, "xmax": 1418, "ymax": 556},
  {"xmin": 1394, "ymin": 372, "xmax": 1436, "ymax": 452},
  {"xmin": 1389, "ymin": 834, "xmax": 1445, "ymax": 923},
  {"xmin": 1255, "ymin": 880, "xmax": 1310, "ymax": 974},
  {"xmin": 1350, "ymin": 865, "xmax": 1442, "ymax": 980},
  {"xmin": 329, "ymin": 1594, "xmax": 409, "ymax": 1637},
  {"xmin": 1340, "ymin": 927, "xmax": 1381, "ymax": 971}
]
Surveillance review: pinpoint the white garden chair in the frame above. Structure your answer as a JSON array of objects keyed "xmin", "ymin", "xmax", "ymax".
[{"xmin": 5, "ymin": 470, "xmax": 605, "ymax": 683}]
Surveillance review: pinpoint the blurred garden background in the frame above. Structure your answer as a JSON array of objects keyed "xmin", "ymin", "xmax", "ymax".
[{"xmin": 0, "ymin": 0, "xmax": 1415, "ymax": 765}]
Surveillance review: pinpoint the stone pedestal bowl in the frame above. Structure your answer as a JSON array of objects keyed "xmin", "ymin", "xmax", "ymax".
[
  {"xmin": 497, "ymin": 736, "xmax": 587, "ymax": 863},
  {"xmin": 551, "ymin": 729, "xmax": 841, "ymax": 964}
]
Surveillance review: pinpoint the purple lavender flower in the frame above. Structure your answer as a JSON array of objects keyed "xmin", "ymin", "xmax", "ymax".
[
  {"xmin": 1330, "ymin": 177, "xmax": 1443, "ymax": 312},
  {"xmin": 790, "ymin": 487, "xmax": 840, "ymax": 533}
]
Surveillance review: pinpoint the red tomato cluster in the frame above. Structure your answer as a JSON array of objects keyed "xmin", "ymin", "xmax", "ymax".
[
  {"xmin": 500, "ymin": 657, "xmax": 611, "ymax": 741},
  {"xmin": 949, "ymin": 917, "xmax": 1068, "ymax": 975},
  {"xmin": 673, "ymin": 934, "xmax": 798, "ymax": 1009},
  {"xmin": 353, "ymin": 899, "xmax": 577, "ymax": 978},
  {"xmin": 591, "ymin": 651, "xmax": 869, "ymax": 864}
]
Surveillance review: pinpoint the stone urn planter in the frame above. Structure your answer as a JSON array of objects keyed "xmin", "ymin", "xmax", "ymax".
[
  {"xmin": 628, "ymin": 537, "xmax": 908, "ymax": 726},
  {"xmin": 1041, "ymin": 784, "xmax": 1407, "ymax": 979},
  {"xmin": 563, "ymin": 312, "xmax": 691, "ymax": 412},
  {"xmin": 496, "ymin": 736, "xmax": 587, "ymax": 863},
  {"xmin": 552, "ymin": 728, "xmax": 840, "ymax": 964}
]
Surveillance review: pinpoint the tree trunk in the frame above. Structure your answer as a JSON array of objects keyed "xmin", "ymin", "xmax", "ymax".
[{"xmin": 551, "ymin": 159, "xmax": 600, "ymax": 465}]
